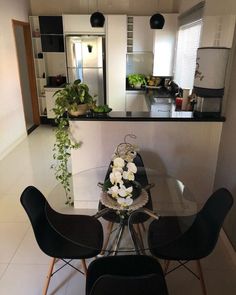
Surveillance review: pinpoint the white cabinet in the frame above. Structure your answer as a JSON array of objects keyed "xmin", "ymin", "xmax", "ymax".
[
  {"xmin": 126, "ymin": 92, "xmax": 149, "ymax": 111},
  {"xmin": 133, "ymin": 16, "xmax": 153, "ymax": 52},
  {"xmin": 200, "ymin": 15, "xmax": 236, "ymax": 48},
  {"xmin": 63, "ymin": 14, "xmax": 105, "ymax": 34},
  {"xmin": 153, "ymin": 14, "xmax": 178, "ymax": 76},
  {"xmin": 45, "ymin": 87, "xmax": 61, "ymax": 119},
  {"xmin": 106, "ymin": 15, "xmax": 127, "ymax": 111}
]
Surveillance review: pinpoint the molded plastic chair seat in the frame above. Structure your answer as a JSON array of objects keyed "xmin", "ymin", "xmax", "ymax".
[
  {"xmin": 148, "ymin": 188, "xmax": 234, "ymax": 295},
  {"xmin": 20, "ymin": 186, "xmax": 104, "ymax": 295},
  {"xmin": 86, "ymin": 255, "xmax": 169, "ymax": 295}
]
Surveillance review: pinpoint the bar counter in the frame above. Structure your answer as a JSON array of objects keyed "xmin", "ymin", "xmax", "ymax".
[{"xmin": 69, "ymin": 111, "xmax": 225, "ymax": 122}]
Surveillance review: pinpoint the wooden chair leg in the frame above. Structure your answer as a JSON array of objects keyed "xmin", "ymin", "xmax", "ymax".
[
  {"xmin": 196, "ymin": 260, "xmax": 207, "ymax": 295},
  {"xmin": 140, "ymin": 223, "xmax": 146, "ymax": 232},
  {"xmin": 164, "ymin": 260, "xmax": 170, "ymax": 274},
  {"xmin": 81, "ymin": 259, "xmax": 88, "ymax": 276},
  {"xmin": 100, "ymin": 221, "xmax": 113, "ymax": 255},
  {"xmin": 136, "ymin": 223, "xmax": 145, "ymax": 250},
  {"xmin": 43, "ymin": 257, "xmax": 56, "ymax": 295}
]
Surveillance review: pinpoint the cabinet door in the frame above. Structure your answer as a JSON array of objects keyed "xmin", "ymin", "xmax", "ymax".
[
  {"xmin": 126, "ymin": 92, "xmax": 148, "ymax": 111},
  {"xmin": 63, "ymin": 15, "xmax": 105, "ymax": 34},
  {"xmin": 133, "ymin": 16, "xmax": 153, "ymax": 52},
  {"xmin": 106, "ymin": 15, "xmax": 127, "ymax": 111},
  {"xmin": 153, "ymin": 14, "xmax": 178, "ymax": 76},
  {"xmin": 41, "ymin": 35, "xmax": 64, "ymax": 52},
  {"xmin": 39, "ymin": 16, "xmax": 63, "ymax": 34}
]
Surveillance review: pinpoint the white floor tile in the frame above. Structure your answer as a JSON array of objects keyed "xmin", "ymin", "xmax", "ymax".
[
  {"xmin": 0, "ymin": 263, "xmax": 69, "ymax": 295},
  {"xmin": 0, "ymin": 196, "xmax": 28, "ymax": 223},
  {"xmin": 0, "ymin": 222, "xmax": 29, "ymax": 263},
  {"xmin": 1, "ymin": 125, "xmax": 236, "ymax": 295},
  {"xmin": 11, "ymin": 228, "xmax": 50, "ymax": 265},
  {"xmin": 0, "ymin": 264, "xmax": 8, "ymax": 279}
]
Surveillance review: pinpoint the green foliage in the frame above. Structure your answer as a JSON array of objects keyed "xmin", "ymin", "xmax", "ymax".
[
  {"xmin": 127, "ymin": 74, "xmax": 147, "ymax": 87},
  {"xmin": 52, "ymin": 114, "xmax": 81, "ymax": 205},
  {"xmin": 53, "ymin": 79, "xmax": 94, "ymax": 113},
  {"xmin": 52, "ymin": 79, "xmax": 94, "ymax": 205},
  {"xmin": 92, "ymin": 104, "xmax": 112, "ymax": 113}
]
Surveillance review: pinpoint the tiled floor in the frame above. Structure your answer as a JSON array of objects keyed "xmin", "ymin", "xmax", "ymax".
[{"xmin": 0, "ymin": 125, "xmax": 236, "ymax": 294}]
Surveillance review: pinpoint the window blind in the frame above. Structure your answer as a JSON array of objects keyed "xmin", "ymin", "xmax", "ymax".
[
  {"xmin": 178, "ymin": 1, "xmax": 205, "ymax": 27},
  {"xmin": 174, "ymin": 20, "xmax": 202, "ymax": 90}
]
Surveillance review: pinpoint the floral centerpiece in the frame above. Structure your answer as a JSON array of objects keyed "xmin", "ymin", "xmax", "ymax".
[{"xmin": 103, "ymin": 137, "xmax": 141, "ymax": 209}]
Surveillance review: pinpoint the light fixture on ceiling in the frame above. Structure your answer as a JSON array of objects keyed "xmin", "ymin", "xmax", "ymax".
[
  {"xmin": 150, "ymin": 0, "xmax": 165, "ymax": 29},
  {"xmin": 90, "ymin": 0, "xmax": 105, "ymax": 27}
]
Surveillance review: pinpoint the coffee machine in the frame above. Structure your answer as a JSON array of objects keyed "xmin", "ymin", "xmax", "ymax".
[{"xmin": 193, "ymin": 47, "xmax": 229, "ymax": 118}]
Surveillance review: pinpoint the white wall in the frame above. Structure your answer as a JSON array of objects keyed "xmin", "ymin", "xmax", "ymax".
[
  {"xmin": 70, "ymin": 120, "xmax": 222, "ymax": 208},
  {"xmin": 29, "ymin": 0, "xmax": 178, "ymax": 15},
  {"xmin": 214, "ymin": 27, "xmax": 236, "ymax": 250},
  {"xmin": 0, "ymin": 0, "xmax": 31, "ymax": 159}
]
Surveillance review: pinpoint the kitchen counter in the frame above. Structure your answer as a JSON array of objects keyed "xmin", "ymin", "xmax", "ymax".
[
  {"xmin": 70, "ymin": 111, "xmax": 225, "ymax": 122},
  {"xmin": 69, "ymin": 118, "xmax": 224, "ymax": 208}
]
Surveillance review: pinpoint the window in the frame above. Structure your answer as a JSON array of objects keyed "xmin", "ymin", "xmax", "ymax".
[{"xmin": 174, "ymin": 20, "xmax": 202, "ymax": 90}]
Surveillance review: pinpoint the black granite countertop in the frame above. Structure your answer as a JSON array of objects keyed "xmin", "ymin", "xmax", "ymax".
[
  {"xmin": 44, "ymin": 85, "xmax": 65, "ymax": 88},
  {"xmin": 69, "ymin": 111, "xmax": 225, "ymax": 122},
  {"xmin": 126, "ymin": 86, "xmax": 146, "ymax": 91}
]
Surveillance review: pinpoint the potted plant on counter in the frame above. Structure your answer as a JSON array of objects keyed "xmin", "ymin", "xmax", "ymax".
[
  {"xmin": 53, "ymin": 79, "xmax": 94, "ymax": 117},
  {"xmin": 128, "ymin": 74, "xmax": 147, "ymax": 89},
  {"xmin": 51, "ymin": 79, "xmax": 94, "ymax": 205}
]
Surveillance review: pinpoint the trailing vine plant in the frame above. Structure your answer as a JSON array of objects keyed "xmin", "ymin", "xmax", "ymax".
[
  {"xmin": 52, "ymin": 112, "xmax": 81, "ymax": 205},
  {"xmin": 51, "ymin": 80, "xmax": 95, "ymax": 205}
]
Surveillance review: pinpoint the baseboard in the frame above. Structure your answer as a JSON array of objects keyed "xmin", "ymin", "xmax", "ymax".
[
  {"xmin": 220, "ymin": 229, "xmax": 236, "ymax": 266},
  {"xmin": 0, "ymin": 133, "xmax": 27, "ymax": 160}
]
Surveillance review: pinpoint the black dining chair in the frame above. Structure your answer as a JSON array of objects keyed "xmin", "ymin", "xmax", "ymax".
[
  {"xmin": 148, "ymin": 187, "xmax": 234, "ymax": 295},
  {"xmin": 86, "ymin": 255, "xmax": 169, "ymax": 295},
  {"xmin": 98, "ymin": 153, "xmax": 152, "ymax": 253},
  {"xmin": 20, "ymin": 185, "xmax": 104, "ymax": 295}
]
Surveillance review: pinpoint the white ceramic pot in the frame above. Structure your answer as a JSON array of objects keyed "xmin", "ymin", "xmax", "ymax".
[{"xmin": 69, "ymin": 104, "xmax": 88, "ymax": 116}]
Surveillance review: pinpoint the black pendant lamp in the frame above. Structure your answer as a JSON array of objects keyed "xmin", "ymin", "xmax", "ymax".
[
  {"xmin": 90, "ymin": 11, "xmax": 105, "ymax": 27},
  {"xmin": 150, "ymin": 1, "xmax": 165, "ymax": 29},
  {"xmin": 90, "ymin": 0, "xmax": 105, "ymax": 27}
]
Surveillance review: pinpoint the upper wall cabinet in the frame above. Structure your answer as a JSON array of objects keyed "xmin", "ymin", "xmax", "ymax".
[
  {"xmin": 39, "ymin": 16, "xmax": 64, "ymax": 52},
  {"xmin": 63, "ymin": 15, "xmax": 105, "ymax": 34},
  {"xmin": 39, "ymin": 16, "xmax": 63, "ymax": 34},
  {"xmin": 133, "ymin": 16, "xmax": 154, "ymax": 52},
  {"xmin": 153, "ymin": 14, "xmax": 178, "ymax": 77},
  {"xmin": 200, "ymin": 15, "xmax": 236, "ymax": 48},
  {"xmin": 106, "ymin": 15, "xmax": 127, "ymax": 111}
]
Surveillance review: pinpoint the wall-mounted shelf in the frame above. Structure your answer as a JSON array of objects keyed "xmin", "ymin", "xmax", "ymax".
[{"xmin": 127, "ymin": 16, "xmax": 133, "ymax": 53}]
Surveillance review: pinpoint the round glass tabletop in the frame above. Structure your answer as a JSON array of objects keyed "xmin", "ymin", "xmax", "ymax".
[{"xmin": 46, "ymin": 166, "xmax": 197, "ymax": 255}]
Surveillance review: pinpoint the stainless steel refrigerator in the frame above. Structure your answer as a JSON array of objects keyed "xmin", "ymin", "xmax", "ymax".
[{"xmin": 65, "ymin": 35, "xmax": 106, "ymax": 105}]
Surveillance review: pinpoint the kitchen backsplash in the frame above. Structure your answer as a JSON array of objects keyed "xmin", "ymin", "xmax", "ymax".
[{"xmin": 126, "ymin": 52, "xmax": 153, "ymax": 76}]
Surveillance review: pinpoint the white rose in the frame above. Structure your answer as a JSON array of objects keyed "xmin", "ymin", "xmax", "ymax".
[
  {"xmin": 118, "ymin": 184, "xmax": 133, "ymax": 197},
  {"xmin": 109, "ymin": 171, "xmax": 122, "ymax": 184},
  {"xmin": 113, "ymin": 157, "xmax": 125, "ymax": 168},
  {"xmin": 127, "ymin": 162, "xmax": 137, "ymax": 173},
  {"xmin": 107, "ymin": 185, "xmax": 119, "ymax": 198},
  {"xmin": 123, "ymin": 170, "xmax": 135, "ymax": 181}
]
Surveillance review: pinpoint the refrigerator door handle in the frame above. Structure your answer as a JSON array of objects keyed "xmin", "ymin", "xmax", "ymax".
[{"xmin": 72, "ymin": 43, "xmax": 76, "ymax": 66}]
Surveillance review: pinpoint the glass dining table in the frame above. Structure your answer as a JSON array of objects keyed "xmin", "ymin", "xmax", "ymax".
[{"xmin": 46, "ymin": 166, "xmax": 198, "ymax": 256}]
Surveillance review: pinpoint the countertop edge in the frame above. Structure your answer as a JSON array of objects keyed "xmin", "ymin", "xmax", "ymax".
[{"xmin": 69, "ymin": 111, "xmax": 225, "ymax": 122}]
